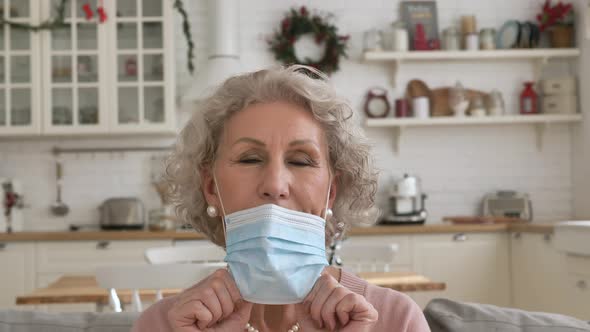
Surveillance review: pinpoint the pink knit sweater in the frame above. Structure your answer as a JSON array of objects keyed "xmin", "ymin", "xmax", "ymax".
[{"xmin": 132, "ymin": 269, "xmax": 430, "ymax": 331}]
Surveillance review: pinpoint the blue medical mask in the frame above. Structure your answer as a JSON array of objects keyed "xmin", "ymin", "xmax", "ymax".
[
  {"xmin": 213, "ymin": 173, "xmax": 331, "ymax": 304},
  {"xmin": 223, "ymin": 204, "xmax": 329, "ymax": 304}
]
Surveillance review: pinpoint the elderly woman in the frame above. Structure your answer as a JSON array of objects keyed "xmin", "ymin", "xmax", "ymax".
[{"xmin": 132, "ymin": 66, "xmax": 429, "ymax": 332}]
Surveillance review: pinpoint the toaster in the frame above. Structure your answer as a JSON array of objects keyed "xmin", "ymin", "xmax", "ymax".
[
  {"xmin": 99, "ymin": 197, "xmax": 145, "ymax": 230},
  {"xmin": 482, "ymin": 191, "xmax": 532, "ymax": 221}
]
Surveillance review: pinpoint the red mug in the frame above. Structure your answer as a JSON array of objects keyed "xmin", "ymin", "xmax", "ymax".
[{"xmin": 395, "ymin": 99, "xmax": 409, "ymax": 117}]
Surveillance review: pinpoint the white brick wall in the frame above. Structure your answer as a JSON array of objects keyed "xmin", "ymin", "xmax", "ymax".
[{"xmin": 0, "ymin": 0, "xmax": 577, "ymax": 230}]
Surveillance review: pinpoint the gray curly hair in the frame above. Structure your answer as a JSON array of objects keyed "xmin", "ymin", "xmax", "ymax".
[{"xmin": 165, "ymin": 65, "xmax": 379, "ymax": 247}]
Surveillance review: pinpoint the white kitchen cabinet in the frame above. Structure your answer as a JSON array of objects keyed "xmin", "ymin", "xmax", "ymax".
[
  {"xmin": 510, "ymin": 232, "xmax": 572, "ymax": 316},
  {"xmin": 561, "ymin": 255, "xmax": 590, "ymax": 320},
  {"xmin": 35, "ymin": 239, "xmax": 172, "ymax": 274},
  {"xmin": 0, "ymin": 242, "xmax": 35, "ymax": 309},
  {"xmin": 0, "ymin": 0, "xmax": 42, "ymax": 136},
  {"xmin": 563, "ymin": 274, "xmax": 590, "ymax": 320},
  {"xmin": 40, "ymin": 0, "xmax": 109, "ymax": 134},
  {"xmin": 106, "ymin": 0, "xmax": 176, "ymax": 134},
  {"xmin": 1, "ymin": 0, "xmax": 176, "ymax": 137},
  {"xmin": 410, "ymin": 233, "xmax": 510, "ymax": 308}
]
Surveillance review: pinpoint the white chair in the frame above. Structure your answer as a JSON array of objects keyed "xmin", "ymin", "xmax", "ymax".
[
  {"xmin": 337, "ymin": 242, "xmax": 399, "ymax": 273},
  {"xmin": 95, "ymin": 262, "xmax": 226, "ymax": 312},
  {"xmin": 145, "ymin": 243, "xmax": 226, "ymax": 264}
]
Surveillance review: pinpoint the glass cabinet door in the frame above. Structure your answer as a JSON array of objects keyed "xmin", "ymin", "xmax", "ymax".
[
  {"xmin": 112, "ymin": 0, "xmax": 172, "ymax": 132},
  {"xmin": 0, "ymin": 0, "xmax": 40, "ymax": 135},
  {"xmin": 43, "ymin": 0, "xmax": 105, "ymax": 133}
]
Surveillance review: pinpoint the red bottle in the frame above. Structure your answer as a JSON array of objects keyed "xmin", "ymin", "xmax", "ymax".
[
  {"xmin": 520, "ymin": 82, "xmax": 538, "ymax": 115},
  {"xmin": 414, "ymin": 23, "xmax": 428, "ymax": 50}
]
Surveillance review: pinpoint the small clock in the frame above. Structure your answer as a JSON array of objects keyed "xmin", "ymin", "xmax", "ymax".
[{"xmin": 364, "ymin": 87, "xmax": 391, "ymax": 118}]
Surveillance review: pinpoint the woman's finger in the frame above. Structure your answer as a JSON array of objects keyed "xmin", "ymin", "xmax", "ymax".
[
  {"xmin": 218, "ymin": 269, "xmax": 243, "ymax": 303},
  {"xmin": 216, "ymin": 300, "xmax": 254, "ymax": 331},
  {"xmin": 169, "ymin": 299, "xmax": 212, "ymax": 331},
  {"xmin": 304, "ymin": 272, "xmax": 326, "ymax": 306},
  {"xmin": 308, "ymin": 274, "xmax": 338, "ymax": 329},
  {"xmin": 194, "ymin": 288, "xmax": 223, "ymax": 328},
  {"xmin": 320, "ymin": 286, "xmax": 350, "ymax": 330},
  {"xmin": 335, "ymin": 293, "xmax": 378, "ymax": 324},
  {"xmin": 209, "ymin": 278, "xmax": 236, "ymax": 321}
]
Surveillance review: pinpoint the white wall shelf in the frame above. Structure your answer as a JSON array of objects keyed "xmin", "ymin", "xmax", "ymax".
[
  {"xmin": 363, "ymin": 48, "xmax": 581, "ymax": 86},
  {"xmin": 366, "ymin": 114, "xmax": 583, "ymax": 154},
  {"xmin": 363, "ymin": 48, "xmax": 581, "ymax": 62}
]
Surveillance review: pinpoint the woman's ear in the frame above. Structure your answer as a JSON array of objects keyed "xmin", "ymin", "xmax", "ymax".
[{"xmin": 200, "ymin": 167, "xmax": 220, "ymax": 208}]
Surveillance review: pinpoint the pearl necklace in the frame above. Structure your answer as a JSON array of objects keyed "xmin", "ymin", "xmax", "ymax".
[{"xmin": 245, "ymin": 322, "xmax": 300, "ymax": 332}]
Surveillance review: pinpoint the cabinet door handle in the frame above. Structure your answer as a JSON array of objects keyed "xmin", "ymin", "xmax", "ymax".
[
  {"xmin": 96, "ymin": 241, "xmax": 110, "ymax": 250},
  {"xmin": 577, "ymin": 280, "xmax": 587, "ymax": 290},
  {"xmin": 453, "ymin": 233, "xmax": 467, "ymax": 242},
  {"xmin": 543, "ymin": 234, "xmax": 552, "ymax": 242},
  {"xmin": 0, "ymin": 243, "xmax": 5, "ymax": 250},
  {"xmin": 513, "ymin": 232, "xmax": 522, "ymax": 239}
]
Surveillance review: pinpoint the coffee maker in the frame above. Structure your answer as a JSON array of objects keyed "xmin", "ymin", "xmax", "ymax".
[{"xmin": 380, "ymin": 174, "xmax": 427, "ymax": 225}]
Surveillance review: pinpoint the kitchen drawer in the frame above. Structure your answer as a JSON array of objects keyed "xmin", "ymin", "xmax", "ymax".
[
  {"xmin": 542, "ymin": 95, "xmax": 576, "ymax": 114},
  {"xmin": 541, "ymin": 77, "xmax": 576, "ymax": 95},
  {"xmin": 35, "ymin": 240, "xmax": 172, "ymax": 274}
]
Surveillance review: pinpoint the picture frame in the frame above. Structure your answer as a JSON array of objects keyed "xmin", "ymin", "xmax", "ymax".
[{"xmin": 400, "ymin": 1, "xmax": 440, "ymax": 50}]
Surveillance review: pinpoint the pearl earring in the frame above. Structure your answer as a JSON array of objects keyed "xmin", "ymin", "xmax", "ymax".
[
  {"xmin": 206, "ymin": 205, "xmax": 218, "ymax": 217},
  {"xmin": 325, "ymin": 208, "xmax": 333, "ymax": 219}
]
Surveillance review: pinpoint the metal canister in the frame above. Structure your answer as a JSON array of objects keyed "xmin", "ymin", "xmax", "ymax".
[{"xmin": 443, "ymin": 27, "xmax": 461, "ymax": 50}]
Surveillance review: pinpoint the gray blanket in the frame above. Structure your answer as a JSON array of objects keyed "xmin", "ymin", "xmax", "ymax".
[{"xmin": 425, "ymin": 298, "xmax": 590, "ymax": 332}]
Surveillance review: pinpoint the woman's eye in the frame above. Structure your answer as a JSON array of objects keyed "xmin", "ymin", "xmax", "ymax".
[
  {"xmin": 289, "ymin": 159, "xmax": 312, "ymax": 167},
  {"xmin": 239, "ymin": 158, "xmax": 262, "ymax": 164}
]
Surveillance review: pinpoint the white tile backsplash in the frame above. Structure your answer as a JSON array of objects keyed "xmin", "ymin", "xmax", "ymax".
[{"xmin": 0, "ymin": 0, "xmax": 577, "ymax": 230}]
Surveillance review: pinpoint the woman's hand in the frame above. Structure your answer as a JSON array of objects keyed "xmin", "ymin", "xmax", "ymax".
[
  {"xmin": 300, "ymin": 273, "xmax": 378, "ymax": 331},
  {"xmin": 167, "ymin": 269, "xmax": 253, "ymax": 332}
]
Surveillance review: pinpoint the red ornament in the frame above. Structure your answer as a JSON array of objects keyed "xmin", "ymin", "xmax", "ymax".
[
  {"xmin": 125, "ymin": 57, "xmax": 137, "ymax": 76},
  {"xmin": 300, "ymin": 6, "xmax": 308, "ymax": 16},
  {"xmin": 97, "ymin": 0, "xmax": 107, "ymax": 23},
  {"xmin": 537, "ymin": 0, "xmax": 573, "ymax": 31},
  {"xmin": 281, "ymin": 18, "xmax": 291, "ymax": 32},
  {"xmin": 82, "ymin": 3, "xmax": 93, "ymax": 20},
  {"xmin": 520, "ymin": 82, "xmax": 538, "ymax": 115},
  {"xmin": 3, "ymin": 192, "xmax": 19, "ymax": 217},
  {"xmin": 428, "ymin": 38, "xmax": 441, "ymax": 50}
]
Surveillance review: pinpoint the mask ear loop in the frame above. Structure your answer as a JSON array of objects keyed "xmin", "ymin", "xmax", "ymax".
[
  {"xmin": 212, "ymin": 171, "xmax": 228, "ymax": 244},
  {"xmin": 322, "ymin": 170, "xmax": 332, "ymax": 220}
]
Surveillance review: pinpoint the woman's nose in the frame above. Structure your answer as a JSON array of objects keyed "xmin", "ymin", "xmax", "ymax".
[{"xmin": 258, "ymin": 161, "xmax": 290, "ymax": 200}]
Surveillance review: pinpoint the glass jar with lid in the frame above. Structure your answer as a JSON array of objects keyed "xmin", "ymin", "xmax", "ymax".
[
  {"xmin": 486, "ymin": 89, "xmax": 505, "ymax": 116},
  {"xmin": 363, "ymin": 28, "xmax": 383, "ymax": 52},
  {"xmin": 479, "ymin": 28, "xmax": 496, "ymax": 50}
]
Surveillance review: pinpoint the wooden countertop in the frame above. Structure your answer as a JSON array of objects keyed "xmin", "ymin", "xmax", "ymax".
[
  {"xmin": 0, "ymin": 223, "xmax": 557, "ymax": 242},
  {"xmin": 16, "ymin": 272, "xmax": 445, "ymax": 305}
]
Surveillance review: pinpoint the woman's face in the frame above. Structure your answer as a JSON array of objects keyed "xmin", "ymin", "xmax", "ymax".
[{"xmin": 201, "ymin": 101, "xmax": 337, "ymax": 217}]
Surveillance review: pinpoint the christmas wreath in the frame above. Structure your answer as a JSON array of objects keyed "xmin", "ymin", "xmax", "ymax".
[{"xmin": 268, "ymin": 6, "xmax": 349, "ymax": 75}]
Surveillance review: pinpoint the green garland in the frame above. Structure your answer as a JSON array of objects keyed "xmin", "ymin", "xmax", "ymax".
[
  {"xmin": 172, "ymin": 0, "xmax": 194, "ymax": 74},
  {"xmin": 0, "ymin": 0, "xmax": 195, "ymax": 74},
  {"xmin": 268, "ymin": 6, "xmax": 349, "ymax": 75},
  {"xmin": 0, "ymin": 0, "xmax": 68, "ymax": 31}
]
